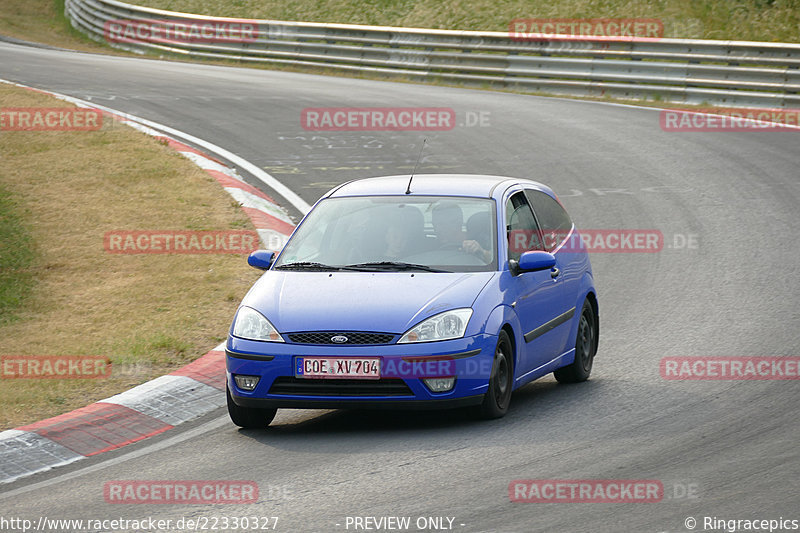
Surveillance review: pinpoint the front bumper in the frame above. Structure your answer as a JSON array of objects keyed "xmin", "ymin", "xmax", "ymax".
[
  {"xmin": 226, "ymin": 333, "xmax": 497, "ymax": 409},
  {"xmin": 231, "ymin": 395, "xmax": 484, "ymax": 410}
]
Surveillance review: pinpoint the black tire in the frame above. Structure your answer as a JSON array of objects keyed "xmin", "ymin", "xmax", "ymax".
[
  {"xmin": 226, "ymin": 385, "xmax": 277, "ymax": 428},
  {"xmin": 476, "ymin": 330, "xmax": 514, "ymax": 419},
  {"xmin": 554, "ymin": 299, "xmax": 597, "ymax": 384}
]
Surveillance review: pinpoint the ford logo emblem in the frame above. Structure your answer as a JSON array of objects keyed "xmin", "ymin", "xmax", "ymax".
[{"xmin": 331, "ymin": 335, "xmax": 348, "ymax": 344}]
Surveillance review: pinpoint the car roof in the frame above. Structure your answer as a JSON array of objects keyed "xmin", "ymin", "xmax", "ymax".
[{"xmin": 326, "ymin": 174, "xmax": 555, "ymax": 200}]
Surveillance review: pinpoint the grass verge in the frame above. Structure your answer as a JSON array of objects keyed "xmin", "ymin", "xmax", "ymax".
[
  {"xmin": 0, "ymin": 83, "xmax": 260, "ymax": 429},
  {"xmin": 0, "ymin": 0, "xmax": 114, "ymax": 52},
  {"xmin": 1, "ymin": 1, "xmax": 797, "ymax": 52},
  {"xmin": 0, "ymin": 183, "xmax": 35, "ymax": 326},
  {"xmin": 139, "ymin": 0, "xmax": 800, "ymax": 42}
]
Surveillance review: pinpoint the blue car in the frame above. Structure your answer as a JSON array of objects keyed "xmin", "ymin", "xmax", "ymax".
[{"xmin": 226, "ymin": 174, "xmax": 598, "ymax": 427}]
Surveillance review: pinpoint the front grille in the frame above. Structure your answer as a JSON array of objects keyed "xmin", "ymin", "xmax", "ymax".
[
  {"xmin": 286, "ymin": 331, "xmax": 395, "ymax": 345},
  {"xmin": 269, "ymin": 377, "xmax": 413, "ymax": 397}
]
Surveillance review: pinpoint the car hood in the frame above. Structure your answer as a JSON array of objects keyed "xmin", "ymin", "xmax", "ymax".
[{"xmin": 240, "ymin": 271, "xmax": 496, "ymax": 334}]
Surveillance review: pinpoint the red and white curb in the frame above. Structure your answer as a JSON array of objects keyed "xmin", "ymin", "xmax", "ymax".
[
  {"xmin": 0, "ymin": 79, "xmax": 300, "ymax": 484},
  {"xmin": 123, "ymin": 120, "xmax": 296, "ymax": 250},
  {"xmin": 0, "ymin": 346, "xmax": 227, "ymax": 484}
]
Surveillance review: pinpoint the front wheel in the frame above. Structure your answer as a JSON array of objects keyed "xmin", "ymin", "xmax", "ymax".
[
  {"xmin": 554, "ymin": 299, "xmax": 597, "ymax": 384},
  {"xmin": 226, "ymin": 385, "xmax": 277, "ymax": 428},
  {"xmin": 476, "ymin": 330, "xmax": 514, "ymax": 419}
]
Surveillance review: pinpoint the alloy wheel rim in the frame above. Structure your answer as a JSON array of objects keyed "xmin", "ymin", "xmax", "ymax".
[
  {"xmin": 578, "ymin": 311, "xmax": 594, "ymax": 372},
  {"xmin": 494, "ymin": 345, "xmax": 510, "ymax": 406}
]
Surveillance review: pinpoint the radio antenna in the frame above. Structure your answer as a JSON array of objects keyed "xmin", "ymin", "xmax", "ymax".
[{"xmin": 406, "ymin": 138, "xmax": 427, "ymax": 195}]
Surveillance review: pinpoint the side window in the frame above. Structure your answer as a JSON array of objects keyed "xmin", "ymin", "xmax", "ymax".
[
  {"xmin": 505, "ymin": 192, "xmax": 543, "ymax": 262},
  {"xmin": 525, "ymin": 190, "xmax": 573, "ymax": 252}
]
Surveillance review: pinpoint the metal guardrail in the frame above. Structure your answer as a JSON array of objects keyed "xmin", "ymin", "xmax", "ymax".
[{"xmin": 65, "ymin": 0, "xmax": 800, "ymax": 108}]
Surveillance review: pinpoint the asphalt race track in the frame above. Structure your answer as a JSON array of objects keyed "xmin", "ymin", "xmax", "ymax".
[{"xmin": 1, "ymin": 41, "xmax": 799, "ymax": 532}]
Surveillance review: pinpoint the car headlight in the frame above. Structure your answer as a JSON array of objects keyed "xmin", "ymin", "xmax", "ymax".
[
  {"xmin": 232, "ymin": 306, "xmax": 284, "ymax": 342},
  {"xmin": 398, "ymin": 308, "xmax": 473, "ymax": 343}
]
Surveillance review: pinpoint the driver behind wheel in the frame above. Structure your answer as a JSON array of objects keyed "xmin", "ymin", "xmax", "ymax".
[{"xmin": 432, "ymin": 202, "xmax": 491, "ymax": 262}]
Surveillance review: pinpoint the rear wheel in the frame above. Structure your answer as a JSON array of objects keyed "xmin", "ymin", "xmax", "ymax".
[
  {"xmin": 554, "ymin": 299, "xmax": 597, "ymax": 384},
  {"xmin": 476, "ymin": 330, "xmax": 514, "ymax": 419},
  {"xmin": 226, "ymin": 385, "xmax": 277, "ymax": 428}
]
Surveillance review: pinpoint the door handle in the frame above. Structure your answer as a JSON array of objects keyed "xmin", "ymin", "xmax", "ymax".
[{"xmin": 551, "ymin": 267, "xmax": 561, "ymax": 279}]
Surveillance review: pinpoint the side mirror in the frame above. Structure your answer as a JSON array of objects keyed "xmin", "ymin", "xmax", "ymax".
[
  {"xmin": 247, "ymin": 250, "xmax": 275, "ymax": 271},
  {"xmin": 516, "ymin": 251, "xmax": 556, "ymax": 273}
]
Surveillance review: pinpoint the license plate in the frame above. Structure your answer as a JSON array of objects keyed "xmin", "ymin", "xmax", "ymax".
[{"xmin": 295, "ymin": 357, "xmax": 381, "ymax": 379}]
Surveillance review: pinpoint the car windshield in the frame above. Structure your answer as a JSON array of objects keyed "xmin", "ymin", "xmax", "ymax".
[{"xmin": 274, "ymin": 195, "xmax": 497, "ymax": 273}]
